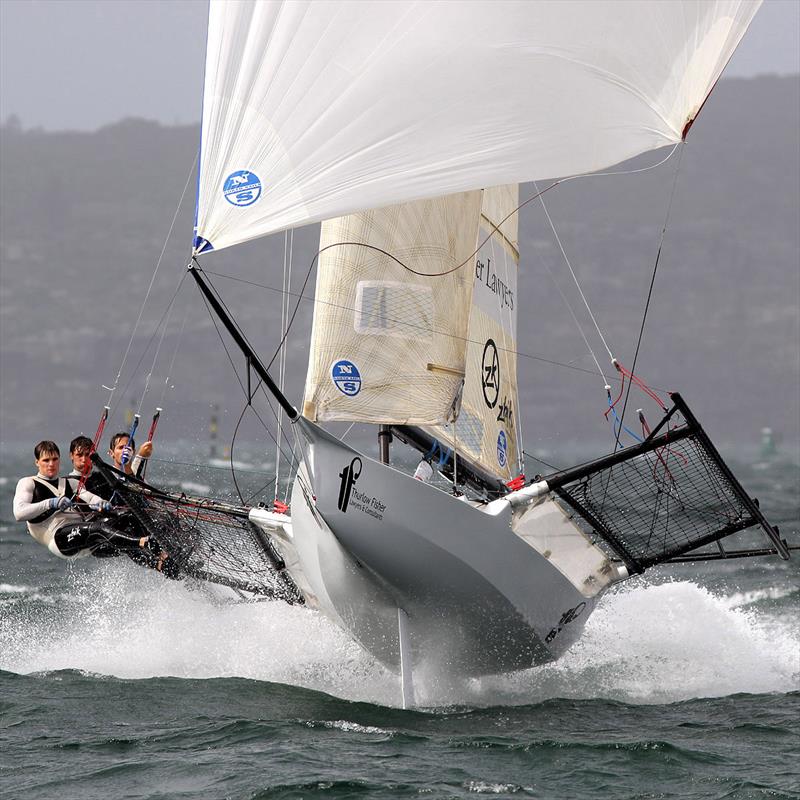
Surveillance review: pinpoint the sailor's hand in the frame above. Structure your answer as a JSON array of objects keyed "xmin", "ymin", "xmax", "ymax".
[
  {"xmin": 49, "ymin": 496, "xmax": 73, "ymax": 511},
  {"xmin": 138, "ymin": 441, "xmax": 153, "ymax": 459},
  {"xmin": 91, "ymin": 501, "xmax": 113, "ymax": 513}
]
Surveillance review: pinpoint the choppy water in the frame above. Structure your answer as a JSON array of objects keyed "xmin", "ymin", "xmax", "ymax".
[{"xmin": 1, "ymin": 453, "xmax": 798, "ymax": 799}]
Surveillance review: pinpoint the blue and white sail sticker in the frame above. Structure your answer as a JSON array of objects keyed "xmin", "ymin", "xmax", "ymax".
[
  {"xmin": 496, "ymin": 430, "xmax": 508, "ymax": 468},
  {"xmin": 332, "ymin": 360, "xmax": 362, "ymax": 396},
  {"xmin": 223, "ymin": 170, "xmax": 262, "ymax": 207}
]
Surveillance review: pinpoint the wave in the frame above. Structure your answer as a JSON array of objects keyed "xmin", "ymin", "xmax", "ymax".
[{"xmin": 0, "ymin": 564, "xmax": 797, "ymax": 708}]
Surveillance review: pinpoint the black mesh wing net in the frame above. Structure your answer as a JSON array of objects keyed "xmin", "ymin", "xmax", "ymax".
[
  {"xmin": 545, "ymin": 393, "xmax": 788, "ymax": 574},
  {"xmin": 90, "ymin": 458, "xmax": 303, "ymax": 603}
]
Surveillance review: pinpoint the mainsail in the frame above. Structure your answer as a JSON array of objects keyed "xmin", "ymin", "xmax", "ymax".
[
  {"xmin": 194, "ymin": 0, "xmax": 760, "ymax": 254},
  {"xmin": 302, "ymin": 191, "xmax": 482, "ymax": 425},
  {"xmin": 424, "ymin": 186, "xmax": 521, "ymax": 482},
  {"xmin": 302, "ymin": 184, "xmax": 521, "ymax": 484}
]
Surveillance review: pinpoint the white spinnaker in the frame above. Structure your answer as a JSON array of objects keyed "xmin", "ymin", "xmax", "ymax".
[
  {"xmin": 302, "ymin": 191, "xmax": 482, "ymax": 425},
  {"xmin": 194, "ymin": 0, "xmax": 760, "ymax": 253},
  {"xmin": 424, "ymin": 186, "xmax": 521, "ymax": 482}
]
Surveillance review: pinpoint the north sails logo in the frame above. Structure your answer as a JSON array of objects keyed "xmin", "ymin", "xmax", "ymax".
[
  {"xmin": 223, "ymin": 170, "xmax": 262, "ymax": 207},
  {"xmin": 337, "ymin": 457, "xmax": 362, "ymax": 513}
]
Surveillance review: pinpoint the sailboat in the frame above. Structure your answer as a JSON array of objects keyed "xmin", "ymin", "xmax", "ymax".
[{"xmin": 99, "ymin": 0, "xmax": 793, "ymax": 704}]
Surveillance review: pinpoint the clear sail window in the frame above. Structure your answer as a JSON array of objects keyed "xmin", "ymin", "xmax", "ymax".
[
  {"xmin": 441, "ymin": 407, "xmax": 484, "ymax": 459},
  {"xmin": 355, "ymin": 281, "xmax": 433, "ymax": 339}
]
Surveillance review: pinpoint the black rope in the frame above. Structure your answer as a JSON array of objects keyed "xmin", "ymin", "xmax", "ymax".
[
  {"xmin": 522, "ymin": 449, "xmax": 562, "ymax": 473},
  {"xmin": 196, "ymin": 273, "xmax": 297, "ymax": 504},
  {"xmin": 204, "ymin": 268, "xmax": 677, "ymax": 393}
]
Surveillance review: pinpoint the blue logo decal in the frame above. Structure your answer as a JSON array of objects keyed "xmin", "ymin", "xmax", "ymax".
[
  {"xmin": 223, "ymin": 170, "xmax": 262, "ymax": 207},
  {"xmin": 332, "ymin": 360, "xmax": 362, "ymax": 396},
  {"xmin": 496, "ymin": 430, "xmax": 508, "ymax": 468}
]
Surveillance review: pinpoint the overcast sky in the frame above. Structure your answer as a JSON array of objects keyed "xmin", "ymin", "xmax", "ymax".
[{"xmin": 1, "ymin": 0, "xmax": 799, "ymax": 132}]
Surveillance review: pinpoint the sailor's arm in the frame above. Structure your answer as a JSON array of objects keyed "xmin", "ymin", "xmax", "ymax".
[
  {"xmin": 13, "ymin": 477, "xmax": 53, "ymax": 521},
  {"xmin": 131, "ymin": 441, "xmax": 152, "ymax": 478},
  {"xmin": 76, "ymin": 487, "xmax": 110, "ymax": 510}
]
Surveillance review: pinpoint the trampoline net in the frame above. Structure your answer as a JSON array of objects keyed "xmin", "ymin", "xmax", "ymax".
[{"xmin": 92, "ymin": 459, "xmax": 303, "ymax": 603}]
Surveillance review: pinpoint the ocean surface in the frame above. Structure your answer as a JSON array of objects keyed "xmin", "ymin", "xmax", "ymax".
[{"xmin": 1, "ymin": 451, "xmax": 798, "ymax": 799}]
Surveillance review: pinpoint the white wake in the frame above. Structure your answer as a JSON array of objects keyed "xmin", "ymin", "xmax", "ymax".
[{"xmin": 1, "ymin": 562, "xmax": 797, "ymax": 708}]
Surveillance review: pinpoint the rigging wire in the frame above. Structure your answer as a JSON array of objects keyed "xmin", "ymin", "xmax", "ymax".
[
  {"xmin": 134, "ymin": 267, "xmax": 189, "ymax": 420},
  {"xmin": 614, "ymin": 143, "xmax": 686, "ymax": 448},
  {"xmin": 195, "ymin": 272, "xmax": 297, "ymax": 504},
  {"xmin": 531, "ymin": 181, "xmax": 609, "ymax": 387},
  {"xmin": 534, "ymin": 180, "xmax": 613, "ymax": 381},
  {"xmin": 158, "ymin": 294, "xmax": 191, "ymax": 410},
  {"xmin": 230, "ymin": 393, "xmax": 277, "ymax": 506},
  {"xmin": 522, "ymin": 449, "xmax": 561, "ymax": 473},
  {"xmin": 102, "ymin": 153, "xmax": 198, "ymax": 411},
  {"xmin": 203, "ymin": 267, "xmax": 674, "ymax": 393},
  {"xmin": 109, "ymin": 274, "xmax": 188, "ymax": 421}
]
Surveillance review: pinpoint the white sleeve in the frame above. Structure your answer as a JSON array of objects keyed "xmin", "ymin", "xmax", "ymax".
[
  {"xmin": 13, "ymin": 477, "xmax": 52, "ymax": 521},
  {"xmin": 76, "ymin": 487, "xmax": 106, "ymax": 508}
]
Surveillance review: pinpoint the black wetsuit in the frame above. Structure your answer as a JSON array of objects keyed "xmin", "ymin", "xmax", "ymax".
[
  {"xmin": 84, "ymin": 470, "xmax": 114, "ymax": 501},
  {"xmin": 76, "ymin": 468, "xmax": 180, "ymax": 578},
  {"xmin": 52, "ymin": 516, "xmax": 147, "ymax": 558}
]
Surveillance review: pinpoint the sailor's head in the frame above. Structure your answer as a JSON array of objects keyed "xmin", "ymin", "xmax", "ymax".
[
  {"xmin": 34, "ymin": 440, "xmax": 60, "ymax": 479},
  {"xmin": 108, "ymin": 432, "xmax": 136, "ymax": 470},
  {"xmin": 69, "ymin": 435, "xmax": 93, "ymax": 475}
]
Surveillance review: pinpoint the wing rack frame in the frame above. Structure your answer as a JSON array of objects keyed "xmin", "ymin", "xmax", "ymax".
[{"xmin": 542, "ymin": 392, "xmax": 789, "ymax": 573}]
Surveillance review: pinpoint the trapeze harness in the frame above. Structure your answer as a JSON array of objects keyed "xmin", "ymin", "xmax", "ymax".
[{"xmin": 17, "ymin": 475, "xmax": 145, "ymax": 559}]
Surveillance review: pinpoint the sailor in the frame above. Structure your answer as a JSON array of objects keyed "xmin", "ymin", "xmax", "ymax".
[
  {"xmin": 81, "ymin": 431, "xmax": 179, "ymax": 578},
  {"xmin": 13, "ymin": 440, "xmax": 152, "ymax": 560},
  {"xmin": 85, "ymin": 431, "xmax": 153, "ymax": 500},
  {"xmin": 67, "ymin": 434, "xmax": 93, "ymax": 480}
]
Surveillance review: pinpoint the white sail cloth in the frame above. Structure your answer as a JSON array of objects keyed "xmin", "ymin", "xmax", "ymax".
[
  {"xmin": 302, "ymin": 191, "xmax": 483, "ymax": 425},
  {"xmin": 423, "ymin": 185, "xmax": 522, "ymax": 481},
  {"xmin": 194, "ymin": 0, "xmax": 760, "ymax": 253}
]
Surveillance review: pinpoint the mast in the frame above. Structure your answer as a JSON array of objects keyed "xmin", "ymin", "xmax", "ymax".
[{"xmin": 378, "ymin": 425, "xmax": 392, "ymax": 465}]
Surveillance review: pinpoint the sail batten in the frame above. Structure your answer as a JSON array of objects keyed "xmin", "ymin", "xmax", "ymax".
[{"xmin": 194, "ymin": 0, "xmax": 760, "ymax": 254}]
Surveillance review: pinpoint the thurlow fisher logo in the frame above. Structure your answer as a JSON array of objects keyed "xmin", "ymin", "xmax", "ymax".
[
  {"xmin": 331, "ymin": 359, "xmax": 362, "ymax": 396},
  {"xmin": 338, "ymin": 457, "xmax": 362, "ymax": 512},
  {"xmin": 223, "ymin": 170, "xmax": 262, "ymax": 207}
]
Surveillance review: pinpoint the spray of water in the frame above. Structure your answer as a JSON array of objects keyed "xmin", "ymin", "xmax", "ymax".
[{"xmin": 1, "ymin": 562, "xmax": 797, "ymax": 708}]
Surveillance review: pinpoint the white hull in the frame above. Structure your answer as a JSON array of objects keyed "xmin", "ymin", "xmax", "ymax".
[{"xmin": 254, "ymin": 419, "xmax": 624, "ymax": 678}]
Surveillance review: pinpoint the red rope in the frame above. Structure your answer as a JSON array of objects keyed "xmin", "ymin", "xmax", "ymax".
[
  {"xmin": 615, "ymin": 360, "xmax": 667, "ymax": 410},
  {"xmin": 75, "ymin": 406, "xmax": 109, "ymax": 496},
  {"xmin": 604, "ymin": 373, "xmax": 626, "ymax": 419}
]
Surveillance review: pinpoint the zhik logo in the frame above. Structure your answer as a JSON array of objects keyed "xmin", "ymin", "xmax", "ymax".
[{"xmin": 337, "ymin": 457, "xmax": 362, "ymax": 513}]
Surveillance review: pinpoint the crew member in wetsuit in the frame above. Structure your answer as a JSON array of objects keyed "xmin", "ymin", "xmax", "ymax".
[
  {"xmin": 82, "ymin": 432, "xmax": 179, "ymax": 578},
  {"xmin": 68, "ymin": 435, "xmax": 93, "ymax": 481},
  {"xmin": 84, "ymin": 431, "xmax": 153, "ymax": 500},
  {"xmin": 13, "ymin": 440, "xmax": 152, "ymax": 560}
]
